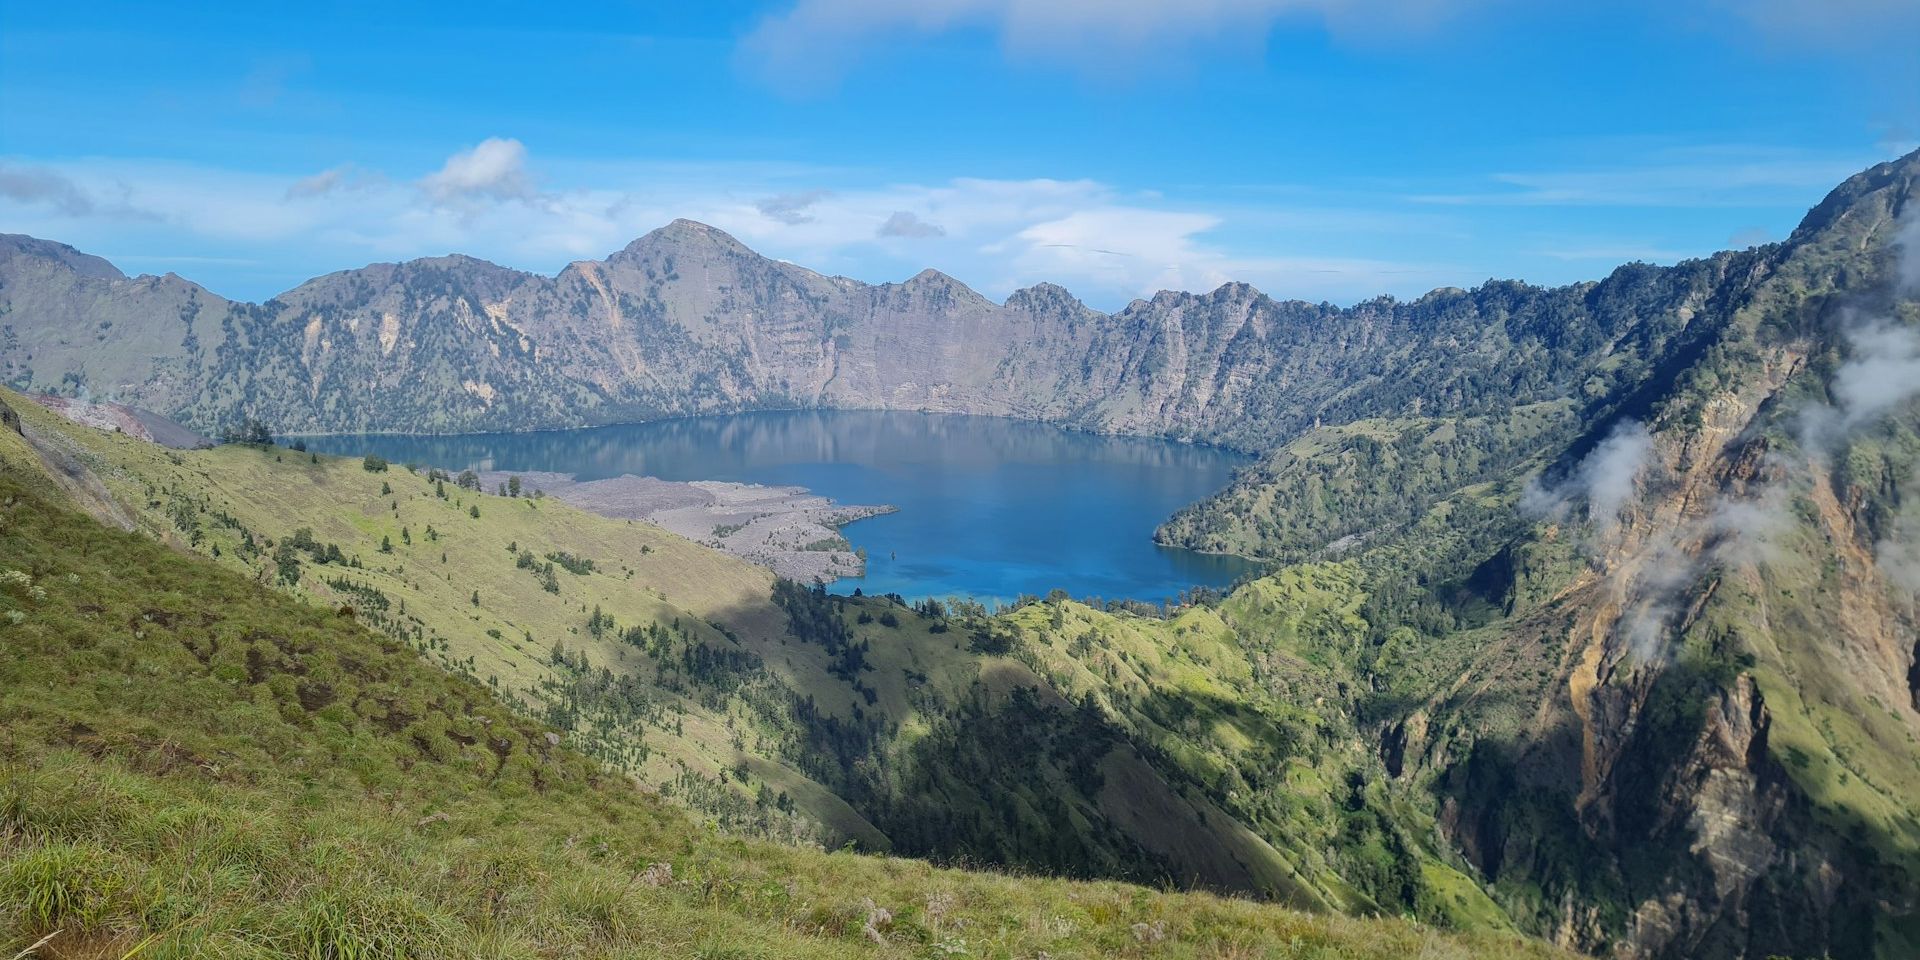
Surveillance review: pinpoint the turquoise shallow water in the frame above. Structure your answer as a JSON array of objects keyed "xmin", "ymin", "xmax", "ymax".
[{"xmin": 301, "ymin": 410, "xmax": 1260, "ymax": 603}]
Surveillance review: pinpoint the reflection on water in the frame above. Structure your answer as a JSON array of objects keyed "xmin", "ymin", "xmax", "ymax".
[{"xmin": 301, "ymin": 410, "xmax": 1260, "ymax": 603}]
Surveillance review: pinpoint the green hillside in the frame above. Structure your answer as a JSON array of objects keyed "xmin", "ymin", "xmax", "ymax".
[
  {"xmin": 1147, "ymin": 152, "xmax": 1920, "ymax": 957},
  {"xmin": 1, "ymin": 391, "xmax": 1504, "ymax": 928},
  {"xmin": 0, "ymin": 397, "xmax": 1571, "ymax": 959}
]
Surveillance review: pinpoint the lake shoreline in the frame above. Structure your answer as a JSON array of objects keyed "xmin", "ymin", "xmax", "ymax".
[{"xmin": 306, "ymin": 410, "xmax": 1256, "ymax": 601}]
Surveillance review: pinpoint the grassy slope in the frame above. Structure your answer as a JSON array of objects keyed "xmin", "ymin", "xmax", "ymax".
[
  {"xmin": 6, "ymin": 391, "xmax": 892, "ymax": 846},
  {"xmin": 9, "ymin": 392, "xmax": 1480, "ymax": 922},
  {"xmin": 996, "ymin": 568, "xmax": 1511, "ymax": 930},
  {"xmin": 0, "ymin": 414, "xmax": 1574, "ymax": 960}
]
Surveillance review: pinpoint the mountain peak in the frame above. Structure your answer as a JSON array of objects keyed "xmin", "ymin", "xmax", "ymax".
[
  {"xmin": 1787, "ymin": 146, "xmax": 1919, "ymax": 250},
  {"xmin": 905, "ymin": 267, "xmax": 955, "ymax": 285},
  {"xmin": 0, "ymin": 233, "xmax": 126, "ymax": 281},
  {"xmin": 895, "ymin": 268, "xmax": 990, "ymax": 305},
  {"xmin": 618, "ymin": 219, "xmax": 754, "ymax": 260},
  {"xmin": 1004, "ymin": 281, "xmax": 1086, "ymax": 313}
]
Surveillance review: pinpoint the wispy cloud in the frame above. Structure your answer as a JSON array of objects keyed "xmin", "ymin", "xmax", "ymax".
[
  {"xmin": 1412, "ymin": 151, "xmax": 1869, "ymax": 209},
  {"xmin": 236, "ymin": 54, "xmax": 312, "ymax": 110},
  {"xmin": 877, "ymin": 210, "xmax": 945, "ymax": 238},
  {"xmin": 1535, "ymin": 243, "xmax": 1694, "ymax": 264},
  {"xmin": 740, "ymin": 0, "xmax": 1476, "ymax": 90},
  {"xmin": 285, "ymin": 164, "xmax": 383, "ymax": 200},
  {"xmin": 4, "ymin": 138, "xmax": 1847, "ymax": 310},
  {"xmin": 1522, "ymin": 420, "xmax": 1656, "ymax": 534},
  {"xmin": 756, "ymin": 189, "xmax": 833, "ymax": 225},
  {"xmin": 1719, "ymin": 0, "xmax": 1920, "ymax": 53},
  {"xmin": 0, "ymin": 162, "xmax": 157, "ymax": 220},
  {"xmin": 0, "ymin": 164, "xmax": 96, "ymax": 216}
]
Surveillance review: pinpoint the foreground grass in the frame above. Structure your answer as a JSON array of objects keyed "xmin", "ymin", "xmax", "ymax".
[{"xmin": 0, "ymin": 426, "xmax": 1566, "ymax": 959}]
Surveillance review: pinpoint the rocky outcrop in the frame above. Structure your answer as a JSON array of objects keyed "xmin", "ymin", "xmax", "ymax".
[{"xmin": 27, "ymin": 393, "xmax": 208, "ymax": 448}]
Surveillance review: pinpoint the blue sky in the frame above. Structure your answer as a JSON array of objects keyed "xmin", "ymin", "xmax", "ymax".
[{"xmin": 1, "ymin": 0, "xmax": 1915, "ymax": 310}]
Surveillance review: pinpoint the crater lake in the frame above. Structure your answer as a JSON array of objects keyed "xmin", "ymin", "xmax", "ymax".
[{"xmin": 302, "ymin": 410, "xmax": 1260, "ymax": 603}]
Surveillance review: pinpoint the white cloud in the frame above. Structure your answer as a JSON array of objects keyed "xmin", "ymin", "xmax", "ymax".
[
  {"xmin": 1829, "ymin": 323, "xmax": 1920, "ymax": 428},
  {"xmin": 1720, "ymin": 0, "xmax": 1920, "ymax": 52},
  {"xmin": 419, "ymin": 138, "xmax": 536, "ymax": 205},
  {"xmin": 0, "ymin": 162, "xmax": 155, "ymax": 220},
  {"xmin": 1536, "ymin": 243, "xmax": 1693, "ymax": 264},
  {"xmin": 1004, "ymin": 205, "xmax": 1451, "ymax": 302},
  {"xmin": 0, "ymin": 150, "xmax": 1454, "ymax": 308},
  {"xmin": 1008, "ymin": 207, "xmax": 1222, "ymax": 292},
  {"xmin": 877, "ymin": 210, "xmax": 945, "ymax": 238},
  {"xmin": 739, "ymin": 0, "xmax": 1920, "ymax": 96},
  {"xmin": 741, "ymin": 0, "xmax": 1472, "ymax": 88},
  {"xmin": 1898, "ymin": 208, "xmax": 1920, "ymax": 298},
  {"xmin": 285, "ymin": 164, "xmax": 383, "ymax": 200},
  {"xmin": 0, "ymin": 164, "xmax": 97, "ymax": 216},
  {"xmin": 1414, "ymin": 152, "xmax": 1870, "ymax": 209},
  {"xmin": 1521, "ymin": 420, "xmax": 1656, "ymax": 533},
  {"xmin": 756, "ymin": 189, "xmax": 833, "ymax": 225}
]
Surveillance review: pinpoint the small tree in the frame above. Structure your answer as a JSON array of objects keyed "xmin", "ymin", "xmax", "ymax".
[
  {"xmin": 220, "ymin": 418, "xmax": 274, "ymax": 446},
  {"xmin": 273, "ymin": 541, "xmax": 301, "ymax": 584},
  {"xmin": 362, "ymin": 454, "xmax": 389, "ymax": 473},
  {"xmin": 379, "ymin": 535, "xmax": 393, "ymax": 554},
  {"xmin": 508, "ymin": 475, "xmax": 523, "ymax": 497},
  {"xmin": 469, "ymin": 504, "xmax": 480, "ymax": 519}
]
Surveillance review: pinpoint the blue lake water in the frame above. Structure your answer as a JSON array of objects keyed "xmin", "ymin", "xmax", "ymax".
[{"xmin": 302, "ymin": 410, "xmax": 1260, "ymax": 603}]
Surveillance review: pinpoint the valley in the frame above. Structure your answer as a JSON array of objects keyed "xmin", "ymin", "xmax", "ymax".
[
  {"xmin": 0, "ymin": 148, "xmax": 1916, "ymax": 960},
  {"xmin": 0, "ymin": 397, "xmax": 1565, "ymax": 959}
]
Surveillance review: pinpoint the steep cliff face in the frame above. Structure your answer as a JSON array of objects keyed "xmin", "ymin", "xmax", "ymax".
[{"xmin": 1401, "ymin": 151, "xmax": 1920, "ymax": 959}]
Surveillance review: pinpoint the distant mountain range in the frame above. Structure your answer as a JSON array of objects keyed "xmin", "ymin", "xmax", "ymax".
[
  {"xmin": 0, "ymin": 203, "xmax": 1773, "ymax": 451},
  {"xmin": 0, "ymin": 167, "xmax": 1853, "ymax": 561}
]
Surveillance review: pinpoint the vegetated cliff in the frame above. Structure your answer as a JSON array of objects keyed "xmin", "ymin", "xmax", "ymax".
[{"xmin": 1307, "ymin": 150, "xmax": 1920, "ymax": 958}]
